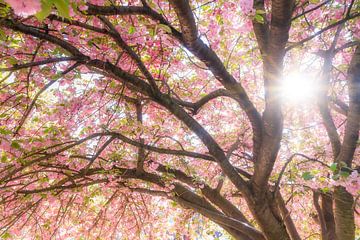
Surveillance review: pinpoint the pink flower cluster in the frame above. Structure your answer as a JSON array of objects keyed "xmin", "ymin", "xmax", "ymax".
[
  {"xmin": 333, "ymin": 171, "xmax": 360, "ymax": 195},
  {"xmin": 5, "ymin": 0, "xmax": 41, "ymax": 17},
  {"xmin": 239, "ymin": 0, "xmax": 254, "ymax": 15}
]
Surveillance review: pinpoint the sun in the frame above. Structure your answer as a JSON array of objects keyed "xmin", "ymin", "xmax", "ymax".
[{"xmin": 280, "ymin": 71, "xmax": 319, "ymax": 103}]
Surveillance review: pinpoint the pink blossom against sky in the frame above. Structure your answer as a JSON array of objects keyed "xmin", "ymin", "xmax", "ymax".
[{"xmin": 5, "ymin": 0, "xmax": 42, "ymax": 17}]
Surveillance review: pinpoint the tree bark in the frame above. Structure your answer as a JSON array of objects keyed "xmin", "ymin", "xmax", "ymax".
[
  {"xmin": 334, "ymin": 187, "xmax": 355, "ymax": 240},
  {"xmin": 321, "ymin": 193, "xmax": 336, "ymax": 240},
  {"xmin": 333, "ymin": 44, "xmax": 360, "ymax": 240}
]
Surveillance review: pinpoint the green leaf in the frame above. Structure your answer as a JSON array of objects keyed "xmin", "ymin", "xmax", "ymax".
[
  {"xmin": 7, "ymin": 57, "xmax": 18, "ymax": 65},
  {"xmin": 215, "ymin": 14, "xmax": 224, "ymax": 25},
  {"xmin": 0, "ymin": 29, "xmax": 6, "ymax": 41},
  {"xmin": 0, "ymin": 127, "xmax": 12, "ymax": 135},
  {"xmin": 332, "ymin": 174, "xmax": 340, "ymax": 180},
  {"xmin": 128, "ymin": 26, "xmax": 136, "ymax": 34},
  {"xmin": 149, "ymin": 28, "xmax": 156, "ymax": 37},
  {"xmin": 339, "ymin": 171, "xmax": 350, "ymax": 178},
  {"xmin": 201, "ymin": 4, "xmax": 211, "ymax": 11},
  {"xmin": 254, "ymin": 14, "xmax": 264, "ymax": 24},
  {"xmin": 302, "ymin": 171, "xmax": 314, "ymax": 180},
  {"xmin": 10, "ymin": 141, "xmax": 21, "ymax": 149},
  {"xmin": 256, "ymin": 9, "xmax": 266, "ymax": 15},
  {"xmin": 32, "ymin": 116, "xmax": 40, "ymax": 122},
  {"xmin": 53, "ymin": 0, "xmax": 70, "ymax": 18},
  {"xmin": 1, "ymin": 232, "xmax": 12, "ymax": 239},
  {"xmin": 39, "ymin": 176, "xmax": 49, "ymax": 183},
  {"xmin": 1, "ymin": 154, "xmax": 7, "ymax": 163},
  {"xmin": 40, "ymin": 193, "xmax": 47, "ymax": 198},
  {"xmin": 36, "ymin": 0, "xmax": 53, "ymax": 21},
  {"xmin": 0, "ymin": 3, "xmax": 10, "ymax": 17},
  {"xmin": 158, "ymin": 24, "xmax": 172, "ymax": 33},
  {"xmin": 321, "ymin": 187, "xmax": 330, "ymax": 193},
  {"xmin": 319, "ymin": 176, "xmax": 326, "ymax": 182},
  {"xmin": 330, "ymin": 163, "xmax": 337, "ymax": 172}
]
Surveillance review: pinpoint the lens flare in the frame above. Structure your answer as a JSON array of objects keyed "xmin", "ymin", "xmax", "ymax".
[{"xmin": 281, "ymin": 71, "xmax": 319, "ymax": 103}]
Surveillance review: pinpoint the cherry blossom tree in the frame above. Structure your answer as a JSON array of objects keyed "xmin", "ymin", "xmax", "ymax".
[{"xmin": 0, "ymin": 0, "xmax": 359, "ymax": 239}]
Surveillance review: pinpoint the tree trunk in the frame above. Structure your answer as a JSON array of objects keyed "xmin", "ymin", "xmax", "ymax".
[
  {"xmin": 334, "ymin": 186, "xmax": 355, "ymax": 240},
  {"xmin": 247, "ymin": 191, "xmax": 291, "ymax": 240},
  {"xmin": 253, "ymin": 205, "xmax": 291, "ymax": 240},
  {"xmin": 333, "ymin": 45, "xmax": 360, "ymax": 240},
  {"xmin": 321, "ymin": 193, "xmax": 336, "ymax": 240}
]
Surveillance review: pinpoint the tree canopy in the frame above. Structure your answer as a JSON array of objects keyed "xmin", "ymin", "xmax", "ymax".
[{"xmin": 0, "ymin": 0, "xmax": 359, "ymax": 239}]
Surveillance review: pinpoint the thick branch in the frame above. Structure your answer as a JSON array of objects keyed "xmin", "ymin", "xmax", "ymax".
[
  {"xmin": 252, "ymin": 0, "xmax": 294, "ymax": 189},
  {"xmin": 318, "ymin": 54, "xmax": 341, "ymax": 157},
  {"xmin": 336, "ymin": 44, "xmax": 360, "ymax": 166},
  {"xmin": 155, "ymin": 164, "xmax": 252, "ymax": 224},
  {"xmin": 168, "ymin": 0, "xmax": 198, "ymax": 44},
  {"xmin": 252, "ymin": 0, "xmax": 269, "ymax": 54},
  {"xmin": 173, "ymin": 191, "xmax": 265, "ymax": 240},
  {"xmin": 1, "ymin": 19, "xmax": 84, "ymax": 57},
  {"xmin": 275, "ymin": 193, "xmax": 301, "ymax": 240},
  {"xmin": 313, "ymin": 191, "xmax": 329, "ymax": 239}
]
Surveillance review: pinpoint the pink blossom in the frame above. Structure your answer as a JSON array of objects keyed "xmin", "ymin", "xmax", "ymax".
[
  {"xmin": 89, "ymin": 0, "xmax": 105, "ymax": 4},
  {"xmin": 5, "ymin": 0, "xmax": 42, "ymax": 17},
  {"xmin": 0, "ymin": 162, "xmax": 8, "ymax": 168},
  {"xmin": 149, "ymin": 161, "xmax": 159, "ymax": 170},
  {"xmin": 343, "ymin": 171, "xmax": 360, "ymax": 195},
  {"xmin": 79, "ymin": 5, "xmax": 88, "ymax": 11},
  {"xmin": 239, "ymin": 0, "xmax": 254, "ymax": 15}
]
